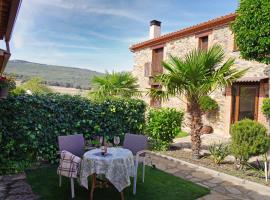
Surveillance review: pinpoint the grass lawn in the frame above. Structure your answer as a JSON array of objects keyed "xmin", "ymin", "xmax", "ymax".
[
  {"xmin": 176, "ymin": 131, "xmax": 189, "ymax": 138},
  {"xmin": 26, "ymin": 165, "xmax": 209, "ymax": 200}
]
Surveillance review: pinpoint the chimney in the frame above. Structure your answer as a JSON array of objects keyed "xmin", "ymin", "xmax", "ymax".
[{"xmin": 149, "ymin": 20, "xmax": 161, "ymax": 39}]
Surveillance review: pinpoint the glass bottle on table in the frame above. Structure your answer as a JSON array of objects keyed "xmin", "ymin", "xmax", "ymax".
[{"xmin": 114, "ymin": 136, "xmax": 120, "ymax": 147}]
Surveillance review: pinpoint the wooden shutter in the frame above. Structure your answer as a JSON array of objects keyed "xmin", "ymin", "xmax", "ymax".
[
  {"xmin": 152, "ymin": 48, "xmax": 164, "ymax": 76},
  {"xmin": 199, "ymin": 36, "xmax": 208, "ymax": 51}
]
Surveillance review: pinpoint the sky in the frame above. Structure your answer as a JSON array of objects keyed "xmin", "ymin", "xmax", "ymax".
[{"xmin": 8, "ymin": 0, "xmax": 238, "ymax": 73}]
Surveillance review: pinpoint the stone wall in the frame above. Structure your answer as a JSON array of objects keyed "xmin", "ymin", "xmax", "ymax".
[{"xmin": 132, "ymin": 24, "xmax": 269, "ymax": 135}]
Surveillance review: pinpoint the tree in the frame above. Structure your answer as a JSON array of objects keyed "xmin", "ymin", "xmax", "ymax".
[
  {"xmin": 232, "ymin": 0, "xmax": 270, "ymax": 64},
  {"xmin": 150, "ymin": 45, "xmax": 247, "ymax": 158},
  {"xmin": 19, "ymin": 77, "xmax": 53, "ymax": 94},
  {"xmin": 89, "ymin": 71, "xmax": 141, "ymax": 99}
]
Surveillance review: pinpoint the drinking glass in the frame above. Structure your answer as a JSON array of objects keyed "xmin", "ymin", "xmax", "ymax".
[
  {"xmin": 99, "ymin": 136, "xmax": 104, "ymax": 146},
  {"xmin": 113, "ymin": 136, "xmax": 120, "ymax": 147}
]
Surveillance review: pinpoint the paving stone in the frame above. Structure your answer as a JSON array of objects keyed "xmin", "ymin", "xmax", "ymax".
[
  {"xmin": 165, "ymin": 168, "xmax": 179, "ymax": 174},
  {"xmin": 208, "ymin": 178, "xmax": 224, "ymax": 184},
  {"xmin": 11, "ymin": 174, "xmax": 26, "ymax": 181},
  {"xmin": 173, "ymin": 171, "xmax": 189, "ymax": 178},
  {"xmin": 188, "ymin": 177, "xmax": 202, "ymax": 183},
  {"xmin": 212, "ymin": 185, "xmax": 227, "ymax": 194},
  {"xmin": 191, "ymin": 171, "xmax": 212, "ymax": 181},
  {"xmin": 197, "ymin": 191, "xmax": 235, "ymax": 200},
  {"xmin": 0, "ymin": 186, "xmax": 6, "ymax": 192},
  {"xmin": 5, "ymin": 194, "xmax": 37, "ymax": 200},
  {"xmin": 8, "ymin": 183, "xmax": 33, "ymax": 195},
  {"xmin": 201, "ymin": 181, "xmax": 218, "ymax": 188},
  {"xmin": 248, "ymin": 192, "xmax": 270, "ymax": 200},
  {"xmin": 224, "ymin": 186, "xmax": 242, "ymax": 195}
]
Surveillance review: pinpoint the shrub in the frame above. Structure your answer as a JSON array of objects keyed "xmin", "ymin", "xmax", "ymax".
[
  {"xmin": 262, "ymin": 98, "xmax": 270, "ymax": 118},
  {"xmin": 209, "ymin": 143, "xmax": 229, "ymax": 165},
  {"xmin": 199, "ymin": 96, "xmax": 219, "ymax": 113},
  {"xmin": 19, "ymin": 77, "xmax": 53, "ymax": 94},
  {"xmin": 230, "ymin": 119, "xmax": 270, "ymax": 165},
  {"xmin": 147, "ymin": 108, "xmax": 184, "ymax": 150},
  {"xmin": 0, "ymin": 94, "xmax": 146, "ymax": 174}
]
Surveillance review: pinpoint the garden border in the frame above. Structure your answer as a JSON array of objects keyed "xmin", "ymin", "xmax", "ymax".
[{"xmin": 149, "ymin": 151, "xmax": 270, "ymax": 196}]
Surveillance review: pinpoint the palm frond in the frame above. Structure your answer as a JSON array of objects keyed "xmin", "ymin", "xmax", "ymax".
[{"xmin": 150, "ymin": 44, "xmax": 247, "ymax": 101}]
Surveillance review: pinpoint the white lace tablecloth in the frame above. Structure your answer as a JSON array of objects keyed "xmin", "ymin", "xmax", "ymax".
[{"xmin": 79, "ymin": 147, "xmax": 134, "ymax": 192}]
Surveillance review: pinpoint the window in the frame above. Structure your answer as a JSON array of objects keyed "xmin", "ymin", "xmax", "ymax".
[
  {"xmin": 198, "ymin": 36, "xmax": 208, "ymax": 51},
  {"xmin": 151, "ymin": 47, "xmax": 164, "ymax": 76},
  {"xmin": 150, "ymin": 85, "xmax": 162, "ymax": 108}
]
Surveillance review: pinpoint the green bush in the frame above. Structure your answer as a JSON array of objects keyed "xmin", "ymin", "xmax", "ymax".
[
  {"xmin": 147, "ymin": 108, "xmax": 184, "ymax": 150},
  {"xmin": 230, "ymin": 119, "xmax": 270, "ymax": 164},
  {"xmin": 199, "ymin": 96, "xmax": 219, "ymax": 113},
  {"xmin": 0, "ymin": 94, "xmax": 146, "ymax": 174},
  {"xmin": 209, "ymin": 143, "xmax": 229, "ymax": 165},
  {"xmin": 262, "ymin": 98, "xmax": 270, "ymax": 118},
  {"xmin": 232, "ymin": 0, "xmax": 270, "ymax": 64}
]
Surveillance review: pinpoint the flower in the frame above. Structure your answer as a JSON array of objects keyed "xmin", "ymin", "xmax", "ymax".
[{"xmin": 0, "ymin": 75, "xmax": 16, "ymax": 90}]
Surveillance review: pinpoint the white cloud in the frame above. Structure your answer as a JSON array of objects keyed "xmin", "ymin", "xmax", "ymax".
[{"xmin": 33, "ymin": 0, "xmax": 144, "ymax": 22}]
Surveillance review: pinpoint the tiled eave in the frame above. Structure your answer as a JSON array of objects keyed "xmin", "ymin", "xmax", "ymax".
[{"xmin": 130, "ymin": 13, "xmax": 237, "ymax": 52}]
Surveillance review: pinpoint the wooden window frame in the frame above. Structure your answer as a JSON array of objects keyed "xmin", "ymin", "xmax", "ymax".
[
  {"xmin": 151, "ymin": 47, "xmax": 164, "ymax": 76},
  {"xmin": 230, "ymin": 83, "xmax": 259, "ymax": 124},
  {"xmin": 198, "ymin": 35, "xmax": 209, "ymax": 51}
]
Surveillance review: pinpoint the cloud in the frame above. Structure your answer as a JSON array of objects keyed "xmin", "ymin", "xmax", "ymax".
[{"xmin": 33, "ymin": 0, "xmax": 144, "ymax": 22}]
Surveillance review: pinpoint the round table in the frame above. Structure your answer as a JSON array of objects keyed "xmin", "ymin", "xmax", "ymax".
[{"xmin": 79, "ymin": 147, "xmax": 135, "ymax": 200}]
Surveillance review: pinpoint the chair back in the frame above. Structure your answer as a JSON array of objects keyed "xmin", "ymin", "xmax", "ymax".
[
  {"xmin": 58, "ymin": 134, "xmax": 85, "ymax": 157},
  {"xmin": 123, "ymin": 133, "xmax": 148, "ymax": 155}
]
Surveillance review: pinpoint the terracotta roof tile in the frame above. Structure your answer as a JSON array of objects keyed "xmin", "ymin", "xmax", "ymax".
[{"xmin": 130, "ymin": 13, "xmax": 236, "ymax": 52}]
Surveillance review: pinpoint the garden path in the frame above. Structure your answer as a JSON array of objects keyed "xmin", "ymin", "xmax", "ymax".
[
  {"xmin": 149, "ymin": 153, "xmax": 270, "ymax": 200},
  {"xmin": 0, "ymin": 173, "xmax": 37, "ymax": 200}
]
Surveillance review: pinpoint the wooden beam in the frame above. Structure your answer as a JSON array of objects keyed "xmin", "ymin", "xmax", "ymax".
[{"xmin": 5, "ymin": 0, "xmax": 22, "ymax": 42}]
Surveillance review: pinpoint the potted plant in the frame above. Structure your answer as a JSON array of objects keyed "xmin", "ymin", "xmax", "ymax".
[{"xmin": 0, "ymin": 75, "xmax": 16, "ymax": 98}]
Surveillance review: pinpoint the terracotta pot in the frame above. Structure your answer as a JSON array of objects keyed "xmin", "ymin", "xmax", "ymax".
[
  {"xmin": 0, "ymin": 87, "xmax": 8, "ymax": 98},
  {"xmin": 200, "ymin": 125, "xmax": 213, "ymax": 135}
]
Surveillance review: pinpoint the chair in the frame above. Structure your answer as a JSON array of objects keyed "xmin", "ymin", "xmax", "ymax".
[
  {"xmin": 58, "ymin": 134, "xmax": 85, "ymax": 198},
  {"xmin": 123, "ymin": 133, "xmax": 149, "ymax": 195}
]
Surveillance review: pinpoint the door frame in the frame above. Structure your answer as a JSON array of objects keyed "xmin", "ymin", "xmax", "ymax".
[{"xmin": 230, "ymin": 82, "xmax": 260, "ymax": 124}]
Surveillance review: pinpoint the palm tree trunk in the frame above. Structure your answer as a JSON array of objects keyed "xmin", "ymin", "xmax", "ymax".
[{"xmin": 187, "ymin": 100, "xmax": 203, "ymax": 159}]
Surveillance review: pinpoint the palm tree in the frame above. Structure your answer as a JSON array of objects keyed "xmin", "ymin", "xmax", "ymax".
[
  {"xmin": 89, "ymin": 71, "xmax": 141, "ymax": 99},
  {"xmin": 150, "ymin": 45, "xmax": 247, "ymax": 158}
]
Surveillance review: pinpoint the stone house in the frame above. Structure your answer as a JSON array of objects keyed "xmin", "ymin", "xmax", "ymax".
[{"xmin": 130, "ymin": 13, "xmax": 270, "ymax": 135}]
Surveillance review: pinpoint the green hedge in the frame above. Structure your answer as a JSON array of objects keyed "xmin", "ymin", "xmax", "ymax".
[
  {"xmin": 262, "ymin": 98, "xmax": 270, "ymax": 118},
  {"xmin": 147, "ymin": 108, "xmax": 184, "ymax": 150},
  {"xmin": 0, "ymin": 94, "xmax": 146, "ymax": 174}
]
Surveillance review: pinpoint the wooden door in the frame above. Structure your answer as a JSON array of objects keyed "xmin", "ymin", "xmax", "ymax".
[{"xmin": 231, "ymin": 83, "xmax": 259, "ymax": 123}]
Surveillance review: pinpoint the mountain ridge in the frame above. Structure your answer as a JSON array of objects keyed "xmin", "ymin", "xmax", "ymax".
[{"xmin": 5, "ymin": 60, "xmax": 104, "ymax": 89}]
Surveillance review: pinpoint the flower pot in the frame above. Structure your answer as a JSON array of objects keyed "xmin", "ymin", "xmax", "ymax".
[
  {"xmin": 200, "ymin": 125, "xmax": 213, "ymax": 135},
  {"xmin": 0, "ymin": 87, "xmax": 8, "ymax": 98}
]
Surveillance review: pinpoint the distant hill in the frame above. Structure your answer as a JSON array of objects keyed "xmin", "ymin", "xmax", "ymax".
[{"xmin": 5, "ymin": 60, "xmax": 104, "ymax": 89}]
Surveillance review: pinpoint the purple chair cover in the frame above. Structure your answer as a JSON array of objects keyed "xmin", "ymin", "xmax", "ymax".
[
  {"xmin": 123, "ymin": 133, "xmax": 148, "ymax": 155},
  {"xmin": 58, "ymin": 134, "xmax": 85, "ymax": 157}
]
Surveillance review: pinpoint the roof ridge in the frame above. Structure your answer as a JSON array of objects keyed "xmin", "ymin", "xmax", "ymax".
[{"xmin": 130, "ymin": 12, "xmax": 236, "ymax": 52}]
